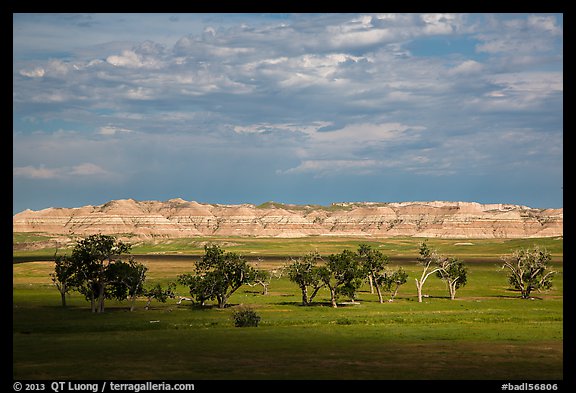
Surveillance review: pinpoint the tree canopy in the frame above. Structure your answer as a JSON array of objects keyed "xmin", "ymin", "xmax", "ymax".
[
  {"xmin": 501, "ymin": 247, "xmax": 555, "ymax": 299},
  {"xmin": 53, "ymin": 234, "xmax": 148, "ymax": 312},
  {"xmin": 179, "ymin": 244, "xmax": 257, "ymax": 308}
]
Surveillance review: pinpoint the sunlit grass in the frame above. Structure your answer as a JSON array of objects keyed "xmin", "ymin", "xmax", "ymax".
[{"xmin": 13, "ymin": 250, "xmax": 563, "ymax": 380}]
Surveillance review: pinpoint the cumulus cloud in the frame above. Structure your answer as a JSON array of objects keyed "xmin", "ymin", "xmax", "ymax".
[
  {"xmin": 19, "ymin": 67, "xmax": 45, "ymax": 78},
  {"xmin": 106, "ymin": 42, "xmax": 167, "ymax": 69}
]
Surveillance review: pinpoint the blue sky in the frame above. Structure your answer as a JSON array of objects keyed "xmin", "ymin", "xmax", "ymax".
[{"xmin": 13, "ymin": 13, "xmax": 563, "ymax": 213}]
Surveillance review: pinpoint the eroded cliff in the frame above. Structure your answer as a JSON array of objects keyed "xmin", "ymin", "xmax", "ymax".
[{"xmin": 12, "ymin": 198, "xmax": 563, "ymax": 239}]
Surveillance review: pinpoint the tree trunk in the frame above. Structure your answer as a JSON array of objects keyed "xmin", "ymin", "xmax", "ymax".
[
  {"xmin": 300, "ymin": 285, "xmax": 309, "ymax": 306},
  {"xmin": 308, "ymin": 285, "xmax": 323, "ymax": 305},
  {"xmin": 416, "ymin": 267, "xmax": 440, "ymax": 303},
  {"xmin": 329, "ymin": 287, "xmax": 338, "ymax": 308},
  {"xmin": 374, "ymin": 281, "xmax": 383, "ymax": 303},
  {"xmin": 416, "ymin": 278, "xmax": 423, "ymax": 303},
  {"xmin": 60, "ymin": 290, "xmax": 67, "ymax": 308},
  {"xmin": 217, "ymin": 295, "xmax": 226, "ymax": 308},
  {"xmin": 521, "ymin": 287, "xmax": 531, "ymax": 299},
  {"xmin": 97, "ymin": 284, "xmax": 105, "ymax": 313},
  {"xmin": 90, "ymin": 293, "xmax": 96, "ymax": 313},
  {"xmin": 368, "ymin": 275, "xmax": 374, "ymax": 294},
  {"xmin": 449, "ymin": 278, "xmax": 458, "ymax": 300}
]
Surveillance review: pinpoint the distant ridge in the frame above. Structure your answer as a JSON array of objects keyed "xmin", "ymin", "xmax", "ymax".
[{"xmin": 13, "ymin": 198, "xmax": 563, "ymax": 239}]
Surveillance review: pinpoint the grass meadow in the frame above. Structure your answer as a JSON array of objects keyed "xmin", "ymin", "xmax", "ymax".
[{"xmin": 13, "ymin": 236, "xmax": 564, "ymax": 380}]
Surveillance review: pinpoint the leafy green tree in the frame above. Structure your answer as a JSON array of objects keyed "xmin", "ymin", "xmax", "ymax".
[
  {"xmin": 436, "ymin": 257, "xmax": 468, "ymax": 300},
  {"xmin": 50, "ymin": 254, "xmax": 76, "ymax": 307},
  {"xmin": 357, "ymin": 244, "xmax": 389, "ymax": 303},
  {"xmin": 378, "ymin": 266, "xmax": 408, "ymax": 301},
  {"xmin": 501, "ymin": 247, "xmax": 555, "ymax": 299},
  {"xmin": 286, "ymin": 252, "xmax": 325, "ymax": 306},
  {"xmin": 180, "ymin": 244, "xmax": 256, "ymax": 308},
  {"xmin": 249, "ymin": 269, "xmax": 272, "ymax": 295},
  {"xmin": 143, "ymin": 282, "xmax": 176, "ymax": 310},
  {"xmin": 415, "ymin": 242, "xmax": 468, "ymax": 301},
  {"xmin": 322, "ymin": 249, "xmax": 367, "ymax": 307},
  {"xmin": 177, "ymin": 273, "xmax": 218, "ymax": 306},
  {"xmin": 107, "ymin": 258, "xmax": 149, "ymax": 311},
  {"xmin": 64, "ymin": 234, "xmax": 132, "ymax": 313}
]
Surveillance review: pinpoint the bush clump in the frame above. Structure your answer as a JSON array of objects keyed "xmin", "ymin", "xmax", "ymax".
[{"xmin": 232, "ymin": 307, "xmax": 261, "ymax": 327}]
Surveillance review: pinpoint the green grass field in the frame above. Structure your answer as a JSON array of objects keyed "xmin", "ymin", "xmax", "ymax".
[{"xmin": 13, "ymin": 236, "xmax": 563, "ymax": 380}]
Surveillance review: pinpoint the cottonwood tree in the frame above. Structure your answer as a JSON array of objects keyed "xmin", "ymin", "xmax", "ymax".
[
  {"xmin": 322, "ymin": 249, "xmax": 367, "ymax": 307},
  {"xmin": 177, "ymin": 273, "xmax": 216, "ymax": 306},
  {"xmin": 144, "ymin": 282, "xmax": 176, "ymax": 310},
  {"xmin": 379, "ymin": 267, "xmax": 408, "ymax": 301},
  {"xmin": 53, "ymin": 234, "xmax": 146, "ymax": 312},
  {"xmin": 415, "ymin": 241, "xmax": 443, "ymax": 303},
  {"xmin": 501, "ymin": 247, "xmax": 555, "ymax": 299},
  {"xmin": 247, "ymin": 269, "xmax": 272, "ymax": 295},
  {"xmin": 180, "ymin": 244, "xmax": 257, "ymax": 308},
  {"xmin": 246, "ymin": 258, "xmax": 278, "ymax": 295},
  {"xmin": 436, "ymin": 257, "xmax": 468, "ymax": 300},
  {"xmin": 51, "ymin": 254, "xmax": 76, "ymax": 307},
  {"xmin": 60, "ymin": 234, "xmax": 132, "ymax": 313},
  {"xmin": 107, "ymin": 258, "xmax": 149, "ymax": 311},
  {"xmin": 357, "ymin": 244, "xmax": 389, "ymax": 303},
  {"xmin": 286, "ymin": 252, "xmax": 326, "ymax": 306}
]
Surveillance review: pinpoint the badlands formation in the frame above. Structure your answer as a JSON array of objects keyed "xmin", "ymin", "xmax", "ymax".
[{"xmin": 13, "ymin": 198, "xmax": 562, "ymax": 239}]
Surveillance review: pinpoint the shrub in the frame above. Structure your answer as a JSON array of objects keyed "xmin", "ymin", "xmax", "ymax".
[{"xmin": 232, "ymin": 307, "xmax": 261, "ymax": 327}]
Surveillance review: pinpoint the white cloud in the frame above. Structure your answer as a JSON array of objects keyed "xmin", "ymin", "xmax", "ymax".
[
  {"xmin": 475, "ymin": 14, "xmax": 562, "ymax": 54},
  {"xmin": 13, "ymin": 163, "xmax": 109, "ymax": 179},
  {"xmin": 233, "ymin": 122, "xmax": 328, "ymax": 135},
  {"xmin": 106, "ymin": 49, "xmax": 164, "ymax": 69},
  {"xmin": 13, "ymin": 165, "xmax": 59, "ymax": 179},
  {"xmin": 69, "ymin": 163, "xmax": 109, "ymax": 176},
  {"xmin": 19, "ymin": 67, "xmax": 45, "ymax": 78},
  {"xmin": 106, "ymin": 50, "xmax": 140, "ymax": 67},
  {"xmin": 280, "ymin": 159, "xmax": 382, "ymax": 176},
  {"xmin": 328, "ymin": 27, "xmax": 396, "ymax": 49},
  {"xmin": 272, "ymin": 121, "xmax": 428, "ymax": 176},
  {"xmin": 97, "ymin": 126, "xmax": 133, "ymax": 136},
  {"xmin": 488, "ymin": 72, "xmax": 563, "ymax": 94},
  {"xmin": 471, "ymin": 71, "xmax": 564, "ymax": 111},
  {"xmin": 448, "ymin": 60, "xmax": 484, "ymax": 75},
  {"xmin": 124, "ymin": 86, "xmax": 155, "ymax": 100},
  {"xmin": 309, "ymin": 122, "xmax": 423, "ymax": 148},
  {"xmin": 527, "ymin": 15, "xmax": 562, "ymax": 35},
  {"xmin": 421, "ymin": 13, "xmax": 460, "ymax": 35}
]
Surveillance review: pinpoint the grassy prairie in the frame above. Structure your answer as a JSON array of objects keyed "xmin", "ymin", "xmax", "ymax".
[
  {"xmin": 13, "ymin": 234, "xmax": 564, "ymax": 261},
  {"xmin": 124, "ymin": 236, "xmax": 566, "ymax": 258},
  {"xmin": 13, "ymin": 236, "xmax": 563, "ymax": 380}
]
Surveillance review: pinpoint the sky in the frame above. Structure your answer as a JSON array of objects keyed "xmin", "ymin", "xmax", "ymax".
[{"xmin": 13, "ymin": 13, "xmax": 563, "ymax": 214}]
